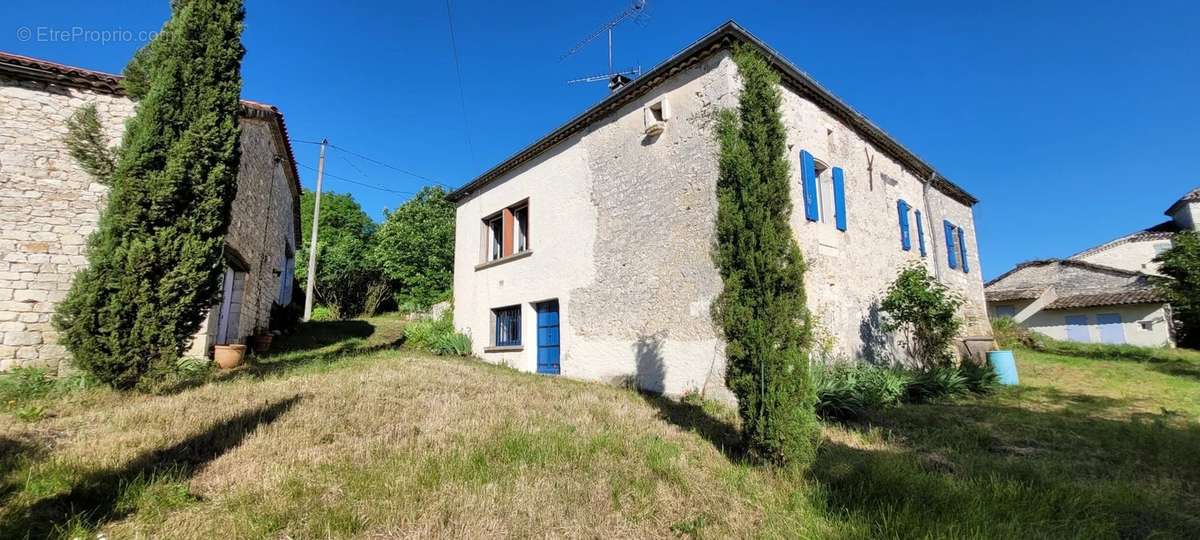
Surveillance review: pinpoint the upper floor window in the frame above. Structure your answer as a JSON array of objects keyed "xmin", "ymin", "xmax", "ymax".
[
  {"xmin": 800, "ymin": 150, "xmax": 847, "ymax": 231},
  {"xmin": 481, "ymin": 200, "xmax": 530, "ymax": 264},
  {"xmin": 486, "ymin": 214, "xmax": 503, "ymax": 261}
]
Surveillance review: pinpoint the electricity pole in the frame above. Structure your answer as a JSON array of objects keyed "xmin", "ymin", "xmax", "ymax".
[{"xmin": 302, "ymin": 139, "xmax": 327, "ymax": 321}]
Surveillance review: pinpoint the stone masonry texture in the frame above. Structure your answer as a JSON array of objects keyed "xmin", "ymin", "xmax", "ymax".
[{"xmin": 0, "ymin": 74, "xmax": 297, "ymax": 372}]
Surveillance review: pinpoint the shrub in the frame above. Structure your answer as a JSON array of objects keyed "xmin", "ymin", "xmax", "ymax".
[
  {"xmin": 432, "ymin": 332, "xmax": 472, "ymax": 356},
  {"xmin": 960, "ymin": 360, "xmax": 1000, "ymax": 395},
  {"xmin": 52, "ymin": 0, "xmax": 246, "ymax": 390},
  {"xmin": 907, "ymin": 366, "xmax": 969, "ymax": 403},
  {"xmin": 881, "ymin": 263, "xmax": 965, "ymax": 369},
  {"xmin": 813, "ymin": 363, "xmax": 911, "ymax": 420},
  {"xmin": 713, "ymin": 46, "xmax": 820, "ymax": 467},
  {"xmin": 403, "ymin": 312, "xmax": 471, "ymax": 357}
]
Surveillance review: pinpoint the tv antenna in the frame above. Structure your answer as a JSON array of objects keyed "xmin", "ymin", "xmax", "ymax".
[{"xmin": 561, "ymin": 0, "xmax": 648, "ymax": 90}]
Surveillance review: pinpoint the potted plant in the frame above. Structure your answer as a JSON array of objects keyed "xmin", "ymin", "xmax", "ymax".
[
  {"xmin": 250, "ymin": 326, "xmax": 273, "ymax": 354},
  {"xmin": 213, "ymin": 343, "xmax": 247, "ymax": 369}
]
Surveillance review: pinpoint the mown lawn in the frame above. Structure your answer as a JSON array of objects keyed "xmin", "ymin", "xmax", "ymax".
[{"xmin": 1, "ymin": 320, "xmax": 1198, "ymax": 539}]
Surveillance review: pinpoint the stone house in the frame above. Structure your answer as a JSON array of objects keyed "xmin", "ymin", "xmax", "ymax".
[
  {"xmin": 0, "ymin": 51, "xmax": 301, "ymax": 372},
  {"xmin": 984, "ymin": 187, "xmax": 1197, "ymax": 347},
  {"xmin": 448, "ymin": 22, "xmax": 991, "ymax": 399}
]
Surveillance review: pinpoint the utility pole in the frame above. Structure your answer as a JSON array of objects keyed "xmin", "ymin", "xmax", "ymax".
[{"xmin": 302, "ymin": 139, "xmax": 327, "ymax": 321}]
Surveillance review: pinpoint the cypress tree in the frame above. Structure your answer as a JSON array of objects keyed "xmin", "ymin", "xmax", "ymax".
[
  {"xmin": 53, "ymin": 0, "xmax": 246, "ymax": 390},
  {"xmin": 714, "ymin": 46, "xmax": 821, "ymax": 466}
]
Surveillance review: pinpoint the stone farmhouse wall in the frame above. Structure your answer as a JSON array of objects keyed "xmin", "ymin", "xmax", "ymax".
[
  {"xmin": 0, "ymin": 74, "xmax": 296, "ymax": 372},
  {"xmin": 453, "ymin": 48, "xmax": 990, "ymax": 401}
]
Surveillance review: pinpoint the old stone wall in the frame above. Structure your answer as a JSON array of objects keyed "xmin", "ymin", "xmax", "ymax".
[
  {"xmin": 0, "ymin": 75, "xmax": 132, "ymax": 371},
  {"xmin": 0, "ymin": 74, "xmax": 295, "ymax": 371}
]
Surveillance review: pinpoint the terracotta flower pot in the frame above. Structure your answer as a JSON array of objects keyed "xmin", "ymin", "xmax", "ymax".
[
  {"xmin": 214, "ymin": 344, "xmax": 247, "ymax": 369},
  {"xmin": 251, "ymin": 334, "xmax": 273, "ymax": 354}
]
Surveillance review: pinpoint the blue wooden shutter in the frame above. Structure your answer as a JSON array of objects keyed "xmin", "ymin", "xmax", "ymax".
[
  {"xmin": 915, "ymin": 209, "xmax": 926, "ymax": 257},
  {"xmin": 831, "ymin": 167, "xmax": 847, "ymax": 231},
  {"xmin": 801, "ymin": 150, "xmax": 818, "ymax": 221},
  {"xmin": 897, "ymin": 200, "xmax": 911, "ymax": 250},
  {"xmin": 958, "ymin": 226, "xmax": 969, "ymax": 273},
  {"xmin": 944, "ymin": 220, "xmax": 958, "ymax": 269}
]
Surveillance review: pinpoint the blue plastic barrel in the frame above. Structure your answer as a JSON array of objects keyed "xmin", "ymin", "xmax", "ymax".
[{"xmin": 987, "ymin": 350, "xmax": 1019, "ymax": 386}]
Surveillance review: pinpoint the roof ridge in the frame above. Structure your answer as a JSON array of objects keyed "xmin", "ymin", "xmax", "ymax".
[{"xmin": 445, "ymin": 20, "xmax": 977, "ymax": 206}]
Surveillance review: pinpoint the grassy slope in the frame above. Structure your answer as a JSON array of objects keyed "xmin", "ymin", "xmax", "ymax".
[{"xmin": 1, "ymin": 320, "xmax": 1198, "ymax": 539}]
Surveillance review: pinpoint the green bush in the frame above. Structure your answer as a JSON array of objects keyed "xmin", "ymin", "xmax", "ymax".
[
  {"xmin": 907, "ymin": 366, "xmax": 969, "ymax": 403},
  {"xmin": 881, "ymin": 263, "xmax": 964, "ymax": 369},
  {"xmin": 960, "ymin": 360, "xmax": 1000, "ymax": 395},
  {"xmin": 403, "ymin": 313, "xmax": 471, "ymax": 357},
  {"xmin": 432, "ymin": 332, "xmax": 472, "ymax": 357},
  {"xmin": 814, "ymin": 364, "xmax": 911, "ymax": 420},
  {"xmin": 1154, "ymin": 231, "xmax": 1200, "ymax": 348}
]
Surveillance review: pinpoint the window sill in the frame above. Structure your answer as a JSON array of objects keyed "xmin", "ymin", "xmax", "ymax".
[
  {"xmin": 475, "ymin": 250, "xmax": 533, "ymax": 271},
  {"xmin": 484, "ymin": 345, "xmax": 524, "ymax": 353}
]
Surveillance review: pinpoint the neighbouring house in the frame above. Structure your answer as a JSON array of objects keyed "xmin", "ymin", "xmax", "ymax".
[
  {"xmin": 984, "ymin": 187, "xmax": 1198, "ymax": 347},
  {"xmin": 0, "ymin": 51, "xmax": 301, "ymax": 372},
  {"xmin": 449, "ymin": 22, "xmax": 991, "ymax": 400}
]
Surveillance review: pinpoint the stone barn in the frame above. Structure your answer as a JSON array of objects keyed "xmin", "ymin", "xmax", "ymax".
[
  {"xmin": 449, "ymin": 22, "xmax": 992, "ymax": 400},
  {"xmin": 0, "ymin": 51, "xmax": 301, "ymax": 372}
]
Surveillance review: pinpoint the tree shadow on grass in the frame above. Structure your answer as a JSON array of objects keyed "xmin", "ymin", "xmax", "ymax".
[
  {"xmin": 811, "ymin": 395, "xmax": 1200, "ymax": 538},
  {"xmin": 268, "ymin": 320, "xmax": 378, "ymax": 354},
  {"xmin": 0, "ymin": 435, "xmax": 49, "ymax": 505},
  {"xmin": 0, "ymin": 395, "xmax": 304, "ymax": 538},
  {"xmin": 1150, "ymin": 361, "xmax": 1200, "ymax": 382},
  {"xmin": 633, "ymin": 333, "xmax": 745, "ymax": 460},
  {"xmin": 232, "ymin": 320, "xmax": 406, "ymax": 380}
]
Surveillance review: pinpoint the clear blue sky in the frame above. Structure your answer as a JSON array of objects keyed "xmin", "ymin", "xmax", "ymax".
[{"xmin": 2, "ymin": 0, "xmax": 1197, "ymax": 279}]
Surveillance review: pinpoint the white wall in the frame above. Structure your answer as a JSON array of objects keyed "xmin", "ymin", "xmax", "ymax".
[
  {"xmin": 1020, "ymin": 304, "xmax": 1171, "ymax": 347},
  {"xmin": 1075, "ymin": 238, "xmax": 1171, "ymax": 275}
]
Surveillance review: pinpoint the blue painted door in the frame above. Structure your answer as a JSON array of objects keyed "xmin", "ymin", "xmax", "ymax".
[
  {"xmin": 536, "ymin": 300, "xmax": 560, "ymax": 375},
  {"xmin": 1097, "ymin": 313, "xmax": 1126, "ymax": 344},
  {"xmin": 1065, "ymin": 315, "xmax": 1091, "ymax": 342}
]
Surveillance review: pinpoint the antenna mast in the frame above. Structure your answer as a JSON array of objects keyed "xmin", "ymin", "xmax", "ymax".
[{"xmin": 561, "ymin": 0, "xmax": 648, "ymax": 90}]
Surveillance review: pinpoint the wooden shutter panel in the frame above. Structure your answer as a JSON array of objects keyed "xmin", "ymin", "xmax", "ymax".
[
  {"xmin": 897, "ymin": 200, "xmax": 911, "ymax": 251},
  {"xmin": 915, "ymin": 209, "xmax": 926, "ymax": 257},
  {"xmin": 958, "ymin": 226, "xmax": 969, "ymax": 273},
  {"xmin": 801, "ymin": 150, "xmax": 818, "ymax": 222},
  {"xmin": 832, "ymin": 167, "xmax": 847, "ymax": 231},
  {"xmin": 944, "ymin": 220, "xmax": 958, "ymax": 269}
]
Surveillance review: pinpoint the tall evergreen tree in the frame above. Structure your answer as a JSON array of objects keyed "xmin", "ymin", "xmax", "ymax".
[
  {"xmin": 53, "ymin": 0, "xmax": 246, "ymax": 389},
  {"xmin": 714, "ymin": 46, "xmax": 820, "ymax": 466}
]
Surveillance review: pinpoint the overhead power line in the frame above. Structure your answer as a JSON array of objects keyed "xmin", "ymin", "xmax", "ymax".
[
  {"xmin": 327, "ymin": 143, "xmax": 452, "ymax": 189},
  {"xmin": 444, "ymin": 0, "xmax": 476, "ymax": 165},
  {"xmin": 297, "ymin": 161, "xmax": 416, "ymax": 195}
]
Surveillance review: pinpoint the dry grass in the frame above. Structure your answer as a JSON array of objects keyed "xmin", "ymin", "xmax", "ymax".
[
  {"xmin": 0, "ymin": 318, "xmax": 845, "ymax": 539},
  {"xmin": 2, "ymin": 319, "xmax": 1198, "ymax": 539}
]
